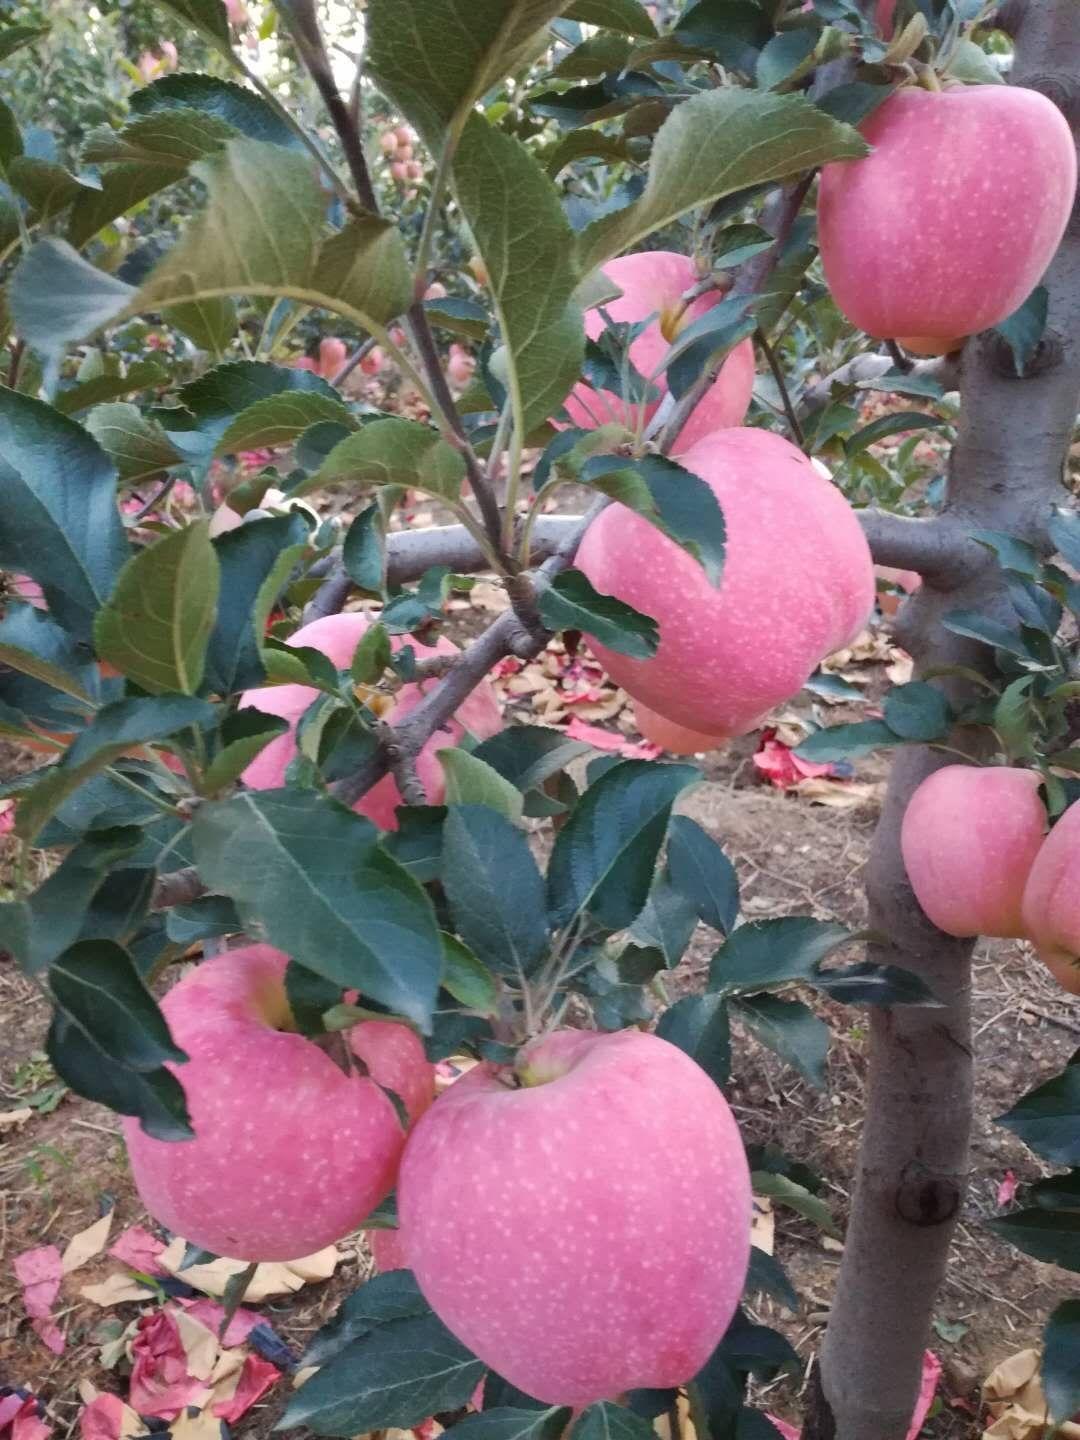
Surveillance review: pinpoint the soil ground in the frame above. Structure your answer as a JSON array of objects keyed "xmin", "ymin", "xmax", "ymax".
[{"xmin": 1, "ymin": 609, "xmax": 1077, "ymax": 1440}]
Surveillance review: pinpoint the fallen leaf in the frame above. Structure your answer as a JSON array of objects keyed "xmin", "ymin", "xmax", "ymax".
[
  {"xmin": 0, "ymin": 1108, "xmax": 33, "ymax": 1129},
  {"xmin": 886, "ymin": 650, "xmax": 915, "ymax": 686},
  {"xmin": 996, "ymin": 1170, "xmax": 1018, "ymax": 1208},
  {"xmin": 14, "ymin": 1245, "xmax": 63, "ymax": 1318},
  {"xmin": 179, "ymin": 1298, "xmax": 263, "ymax": 1348},
  {"xmin": 751, "ymin": 1196, "xmax": 775, "ymax": 1256},
  {"xmin": 79, "ymin": 1274, "xmax": 158, "ymax": 1307},
  {"xmin": 173, "ymin": 1311, "xmax": 221, "ymax": 1382},
  {"xmin": 795, "ymin": 778, "xmax": 884, "ymax": 809},
  {"xmin": 211, "ymin": 1355, "xmax": 281, "ymax": 1422},
  {"xmin": 62, "ymin": 1212, "xmax": 114, "ymax": 1274},
  {"xmin": 0, "ymin": 1391, "xmax": 52, "ymax": 1440},
  {"xmin": 130, "ymin": 1310, "xmax": 210, "ymax": 1419},
  {"xmin": 157, "ymin": 1238, "xmax": 339, "ymax": 1300},
  {"xmin": 32, "ymin": 1319, "xmax": 65, "ymax": 1355},
  {"xmin": 565, "ymin": 719, "xmax": 661, "ymax": 760},
  {"xmin": 108, "ymin": 1224, "xmax": 166, "ymax": 1277},
  {"xmin": 77, "ymin": 1385, "xmax": 142, "ymax": 1440},
  {"xmin": 982, "ymin": 1346, "xmax": 1080, "ymax": 1440}
]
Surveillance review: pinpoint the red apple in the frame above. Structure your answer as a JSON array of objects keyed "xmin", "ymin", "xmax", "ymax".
[
  {"xmin": 1021, "ymin": 800, "xmax": 1080, "ymax": 993},
  {"xmin": 901, "ymin": 765, "xmax": 1047, "ymax": 938},
  {"xmin": 560, "ymin": 251, "xmax": 755, "ymax": 454},
  {"xmin": 319, "ymin": 337, "xmax": 348, "ymax": 379},
  {"xmin": 576, "ymin": 429, "xmax": 874, "ymax": 739},
  {"xmin": 360, "ymin": 346, "xmax": 385, "ymax": 377},
  {"xmin": 819, "ymin": 86, "xmax": 1076, "ymax": 347},
  {"xmin": 398, "ymin": 1028, "xmax": 751, "ymax": 1406},
  {"xmin": 369, "ymin": 1227, "xmax": 408, "ymax": 1272},
  {"xmin": 124, "ymin": 944, "xmax": 434, "ymax": 1261},
  {"xmin": 633, "ymin": 700, "xmax": 725, "ymax": 756},
  {"xmin": 240, "ymin": 612, "xmax": 502, "ymax": 829}
]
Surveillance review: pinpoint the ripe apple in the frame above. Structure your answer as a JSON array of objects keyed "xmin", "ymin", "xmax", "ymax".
[
  {"xmin": 240, "ymin": 612, "xmax": 502, "ymax": 829},
  {"xmin": 1021, "ymin": 801, "xmax": 1080, "ymax": 993},
  {"xmin": 633, "ymin": 700, "xmax": 725, "ymax": 756},
  {"xmin": 901, "ymin": 765, "xmax": 1047, "ymax": 938},
  {"xmin": 319, "ymin": 337, "xmax": 348, "ymax": 379},
  {"xmin": 560, "ymin": 251, "xmax": 755, "ymax": 454},
  {"xmin": 575, "ymin": 429, "xmax": 875, "ymax": 739},
  {"xmin": 360, "ymin": 346, "xmax": 385, "ymax": 377},
  {"xmin": 875, "ymin": 564, "xmax": 921, "ymax": 618},
  {"xmin": 398, "ymin": 1028, "xmax": 751, "ymax": 1406},
  {"xmin": 380, "ymin": 131, "xmax": 398, "ymax": 156},
  {"xmin": 369, "ymin": 1227, "xmax": 408, "ymax": 1272},
  {"xmin": 124, "ymin": 944, "xmax": 434, "ymax": 1261},
  {"xmin": 818, "ymin": 87, "xmax": 1076, "ymax": 347}
]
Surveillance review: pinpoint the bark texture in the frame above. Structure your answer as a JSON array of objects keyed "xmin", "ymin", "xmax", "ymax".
[{"xmin": 806, "ymin": 7, "xmax": 1080, "ymax": 1436}]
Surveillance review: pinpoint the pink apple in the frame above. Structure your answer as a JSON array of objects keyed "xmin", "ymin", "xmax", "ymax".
[
  {"xmin": 360, "ymin": 346, "xmax": 385, "ymax": 377},
  {"xmin": 901, "ymin": 765, "xmax": 1047, "ymax": 938},
  {"xmin": 633, "ymin": 700, "xmax": 725, "ymax": 755},
  {"xmin": 447, "ymin": 347, "xmax": 475, "ymax": 387},
  {"xmin": 819, "ymin": 87, "xmax": 1076, "ymax": 348},
  {"xmin": 319, "ymin": 337, "xmax": 348, "ymax": 379},
  {"xmin": 576, "ymin": 429, "xmax": 874, "ymax": 739},
  {"xmin": 123, "ymin": 945, "xmax": 434, "ymax": 1261},
  {"xmin": 406, "ymin": 160, "xmax": 423, "ymax": 181},
  {"xmin": 424, "ymin": 282, "xmax": 447, "ymax": 301},
  {"xmin": 292, "ymin": 356, "xmax": 318, "ymax": 373},
  {"xmin": 1021, "ymin": 801, "xmax": 1080, "ymax": 993},
  {"xmin": 876, "ymin": 564, "xmax": 922, "ymax": 618},
  {"xmin": 558, "ymin": 251, "xmax": 755, "ymax": 454},
  {"xmin": 396, "ymin": 125, "xmax": 417, "ymax": 148},
  {"xmin": 391, "ymin": 162, "xmax": 408, "ymax": 184},
  {"xmin": 380, "ymin": 131, "xmax": 399, "ymax": 156},
  {"xmin": 398, "ymin": 1028, "xmax": 751, "ymax": 1406},
  {"xmin": 240, "ymin": 612, "xmax": 502, "ymax": 829},
  {"xmin": 369, "ymin": 1227, "xmax": 408, "ymax": 1272}
]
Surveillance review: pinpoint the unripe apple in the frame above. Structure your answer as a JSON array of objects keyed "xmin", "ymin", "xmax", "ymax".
[
  {"xmin": 1021, "ymin": 801, "xmax": 1080, "ymax": 993},
  {"xmin": 560, "ymin": 251, "xmax": 754, "ymax": 454},
  {"xmin": 633, "ymin": 700, "xmax": 725, "ymax": 755},
  {"xmin": 819, "ymin": 87, "xmax": 1077, "ymax": 347},
  {"xmin": 124, "ymin": 944, "xmax": 434, "ymax": 1261},
  {"xmin": 319, "ymin": 337, "xmax": 348, "ymax": 378},
  {"xmin": 901, "ymin": 765, "xmax": 1047, "ymax": 938},
  {"xmin": 399, "ymin": 1029, "xmax": 751, "ymax": 1406},
  {"xmin": 576, "ymin": 430, "xmax": 874, "ymax": 739},
  {"xmin": 360, "ymin": 346, "xmax": 384, "ymax": 377},
  {"xmin": 240, "ymin": 612, "xmax": 502, "ymax": 829}
]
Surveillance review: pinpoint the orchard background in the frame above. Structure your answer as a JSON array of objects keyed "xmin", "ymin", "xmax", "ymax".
[{"xmin": 0, "ymin": 1, "xmax": 1079, "ymax": 1439}]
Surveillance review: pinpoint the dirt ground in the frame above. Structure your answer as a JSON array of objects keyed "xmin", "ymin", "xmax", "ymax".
[{"xmin": 2, "ymin": 620, "xmax": 1078, "ymax": 1440}]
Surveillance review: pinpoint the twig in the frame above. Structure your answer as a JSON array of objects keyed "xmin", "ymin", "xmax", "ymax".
[
  {"xmin": 126, "ymin": 475, "xmax": 177, "ymax": 524},
  {"xmin": 331, "ymin": 335, "xmax": 379, "ymax": 388},
  {"xmin": 757, "ymin": 325, "xmax": 804, "ymax": 447},
  {"xmin": 886, "ymin": 339, "xmax": 914, "ymax": 373},
  {"xmin": 799, "ymin": 352, "xmax": 959, "ymax": 416}
]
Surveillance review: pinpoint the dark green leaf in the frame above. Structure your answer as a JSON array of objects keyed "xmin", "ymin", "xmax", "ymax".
[
  {"xmin": 20, "ymin": 828, "xmax": 143, "ymax": 975},
  {"xmin": 1049, "ymin": 506, "xmax": 1080, "ymax": 574},
  {"xmin": 343, "ymin": 504, "xmax": 387, "ymax": 595},
  {"xmin": 583, "ymin": 454, "xmax": 726, "ymax": 587},
  {"xmin": 548, "ymin": 760, "xmax": 698, "ymax": 930},
  {"xmin": 882, "ymin": 682, "xmax": 952, "ymax": 742},
  {"xmin": 941, "ymin": 610, "xmax": 1042, "ymax": 663},
  {"xmin": 844, "ymin": 412, "xmax": 944, "ymax": 456},
  {"xmin": 655, "ymin": 993, "xmax": 730, "ymax": 1087},
  {"xmin": 987, "ymin": 1211, "xmax": 1080, "ymax": 1273},
  {"xmin": 667, "ymin": 815, "xmax": 739, "ymax": 934},
  {"xmin": 191, "ymin": 789, "xmax": 442, "ymax": 1027},
  {"xmin": 85, "ymin": 401, "xmax": 184, "ymax": 483},
  {"xmin": 11, "ymin": 239, "xmax": 136, "ymax": 362},
  {"xmin": 744, "ymin": 1247, "xmax": 797, "ymax": 1311},
  {"xmin": 994, "ymin": 286, "xmax": 1048, "ymax": 377},
  {"xmin": 201, "ymin": 710, "xmax": 290, "ymax": 794},
  {"xmin": 302, "ymin": 1271, "xmax": 431, "ymax": 1368},
  {"xmin": 310, "ymin": 419, "xmax": 465, "ymax": 503},
  {"xmin": 1043, "ymin": 1299, "xmax": 1080, "ymax": 1426},
  {"xmin": 164, "ymin": 895, "xmax": 241, "ymax": 946},
  {"xmin": 709, "ymin": 917, "xmax": 859, "ymax": 994},
  {"xmin": 815, "ymin": 82, "xmax": 895, "ymax": 126},
  {"xmin": 46, "ymin": 1011, "xmax": 192, "ymax": 1140},
  {"xmin": 572, "ymin": 1404, "xmax": 656, "ymax": 1440},
  {"xmin": 756, "ymin": 29, "xmax": 818, "ymax": 89},
  {"xmin": 442, "ymin": 805, "xmax": 550, "ymax": 977},
  {"xmin": 471, "ymin": 725, "xmax": 591, "ymax": 794},
  {"xmin": 279, "ymin": 1312, "xmax": 485, "ymax": 1436},
  {"xmin": 0, "ymin": 603, "xmax": 101, "ymax": 705},
  {"xmin": 733, "ymin": 994, "xmax": 828, "ymax": 1087},
  {"xmin": 447, "ymin": 1409, "xmax": 574, "ymax": 1440},
  {"xmin": 752, "ymin": 1170, "xmax": 837, "ymax": 1234},
  {"xmin": 217, "ymin": 392, "xmax": 355, "ymax": 457},
  {"xmin": 539, "ymin": 569, "xmax": 658, "ymax": 658},
  {"xmin": 995, "ymin": 1060, "xmax": 1080, "ymax": 1167},
  {"xmin": 440, "ymin": 934, "xmax": 499, "ymax": 1015},
  {"xmin": 630, "ymin": 873, "xmax": 700, "ymax": 968},
  {"xmin": 206, "ymin": 512, "xmax": 311, "ymax": 694},
  {"xmin": 50, "ymin": 940, "xmax": 186, "ymax": 1071},
  {"xmin": 563, "ymin": 0, "xmax": 658, "ymax": 34},
  {"xmin": 284, "ymin": 960, "xmax": 344, "ymax": 1037},
  {"xmin": 795, "ymin": 719, "xmax": 906, "ymax": 762}
]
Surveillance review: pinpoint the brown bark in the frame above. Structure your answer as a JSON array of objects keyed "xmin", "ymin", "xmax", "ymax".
[{"xmin": 805, "ymin": 6, "xmax": 1080, "ymax": 1435}]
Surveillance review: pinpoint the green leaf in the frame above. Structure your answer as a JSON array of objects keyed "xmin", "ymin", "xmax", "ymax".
[
  {"xmin": 438, "ymin": 752, "xmax": 525, "ymax": 824},
  {"xmin": 993, "ymin": 285, "xmax": 1048, "ymax": 377},
  {"xmin": 815, "ymin": 82, "xmax": 895, "ymax": 126},
  {"xmin": 167, "ymin": 359, "xmax": 340, "ymax": 462},
  {"xmin": 11, "ymin": 239, "xmax": 137, "ymax": 362},
  {"xmin": 190, "ymin": 789, "xmax": 443, "ymax": 1027},
  {"xmin": 744, "ymin": 1248, "xmax": 797, "ymax": 1311},
  {"xmin": 844, "ymin": 412, "xmax": 944, "ymax": 456},
  {"xmin": 50, "ymin": 940, "xmax": 186, "ymax": 1071},
  {"xmin": 629, "ymin": 872, "xmax": 700, "ymax": 968},
  {"xmin": 545, "ymin": 130, "xmax": 631, "ymax": 178},
  {"xmin": 547, "ymin": 759, "xmax": 699, "ymax": 930},
  {"xmin": 756, "ymin": 29, "xmax": 819, "ymax": 90},
  {"xmin": 572, "ymin": 1405, "xmax": 655, "ymax": 1440},
  {"xmin": 442, "ymin": 805, "xmax": 550, "ymax": 977},
  {"xmin": 152, "ymin": 0, "xmax": 230, "ymax": 47},
  {"xmin": 0, "ymin": 23, "xmax": 49, "ymax": 60},
  {"xmin": 46, "ymin": 1011, "xmax": 192, "ymax": 1140},
  {"xmin": 539, "ymin": 570, "xmax": 658, "ymax": 658},
  {"xmin": 201, "ymin": 710, "xmax": 291, "ymax": 793},
  {"xmin": 54, "ymin": 361, "xmax": 170, "ymax": 417},
  {"xmin": 447, "ymin": 1410, "xmax": 574, "ymax": 1440},
  {"xmin": 752, "ymin": 1170, "xmax": 838, "ymax": 1235},
  {"xmin": 19, "ymin": 828, "xmax": 144, "ymax": 975},
  {"xmin": 882, "ymin": 681, "xmax": 952, "ymax": 742},
  {"xmin": 216, "ymin": 392, "xmax": 355, "ymax": 457},
  {"xmin": 94, "ymin": 521, "xmax": 220, "ymax": 695},
  {"xmin": 810, "ymin": 961, "xmax": 940, "ymax": 1008},
  {"xmin": 453, "ymin": 116, "xmax": 583, "ymax": 434},
  {"xmin": 732, "ymin": 994, "xmax": 828, "ymax": 1088},
  {"xmin": 995, "ymin": 1059, "xmax": 1080, "ymax": 1167},
  {"xmin": 311, "ymin": 419, "xmax": 465, "ymax": 502},
  {"xmin": 85, "ymin": 402, "xmax": 184, "ymax": 484},
  {"xmin": 583, "ymin": 454, "xmax": 727, "ymax": 586},
  {"xmin": 666, "ymin": 815, "xmax": 739, "ymax": 935},
  {"xmin": 367, "ymin": 0, "xmax": 568, "ymax": 148},
  {"xmin": 654, "ymin": 993, "xmax": 730, "ymax": 1087},
  {"xmin": 130, "ymin": 72, "xmax": 301, "ymax": 146},
  {"xmin": 343, "ymin": 504, "xmax": 387, "ymax": 594},
  {"xmin": 471, "ymin": 725, "xmax": 591, "ymax": 795},
  {"xmin": 987, "ymin": 1211, "xmax": 1080, "ymax": 1273},
  {"xmin": 167, "ymin": 296, "xmax": 238, "ymax": 356},
  {"xmin": 0, "ymin": 388, "xmax": 128, "ymax": 641},
  {"xmin": 284, "ymin": 959, "xmax": 344, "ymax": 1037},
  {"xmin": 82, "ymin": 110, "xmax": 237, "ymax": 167},
  {"xmin": 424, "ymin": 296, "xmax": 490, "ymax": 340},
  {"xmin": 1043, "ymin": 1300, "xmax": 1080, "ymax": 1426},
  {"xmin": 0, "ymin": 605, "xmax": 99, "ymax": 705},
  {"xmin": 563, "ymin": 0, "xmax": 658, "ymax": 34},
  {"xmin": 709, "ymin": 916, "xmax": 860, "ymax": 994},
  {"xmin": 941, "ymin": 610, "xmax": 1044, "ymax": 663},
  {"xmin": 279, "ymin": 1312, "xmax": 485, "ymax": 1436},
  {"xmin": 1050, "ymin": 505, "xmax": 1080, "ymax": 574},
  {"xmin": 795, "ymin": 719, "xmax": 906, "ymax": 762},
  {"xmin": 15, "ymin": 696, "xmax": 213, "ymax": 843},
  {"xmin": 165, "ymin": 895, "xmax": 241, "ymax": 946},
  {"xmin": 440, "ymin": 934, "xmax": 499, "ymax": 1015},
  {"xmin": 303, "ymin": 1271, "xmax": 431, "ymax": 1369},
  {"xmin": 576, "ymin": 90, "xmax": 865, "ymax": 273}
]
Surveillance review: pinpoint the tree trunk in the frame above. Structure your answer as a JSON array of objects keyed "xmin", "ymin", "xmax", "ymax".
[{"xmin": 806, "ymin": 6, "xmax": 1080, "ymax": 1436}]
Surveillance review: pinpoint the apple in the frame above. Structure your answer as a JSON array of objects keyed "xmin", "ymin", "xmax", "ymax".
[
  {"xmin": 398, "ymin": 1028, "xmax": 751, "ymax": 1406},
  {"xmin": 360, "ymin": 346, "xmax": 385, "ymax": 377},
  {"xmin": 1021, "ymin": 801, "xmax": 1080, "ymax": 993},
  {"xmin": 240, "ymin": 612, "xmax": 502, "ymax": 829},
  {"xmin": 819, "ymin": 86, "xmax": 1076, "ymax": 348},
  {"xmin": 424, "ymin": 282, "xmax": 447, "ymax": 301},
  {"xmin": 876, "ymin": 564, "xmax": 921, "ymax": 618},
  {"xmin": 369, "ymin": 1227, "xmax": 408, "ymax": 1272},
  {"xmin": 380, "ymin": 131, "xmax": 398, "ymax": 156},
  {"xmin": 319, "ymin": 337, "xmax": 348, "ymax": 379},
  {"xmin": 447, "ymin": 344, "xmax": 475, "ymax": 387},
  {"xmin": 901, "ymin": 765, "xmax": 1047, "ymax": 938},
  {"xmin": 391, "ymin": 161, "xmax": 408, "ymax": 184},
  {"xmin": 560, "ymin": 251, "xmax": 755, "ymax": 454},
  {"xmin": 124, "ymin": 944, "xmax": 434, "ymax": 1261},
  {"xmin": 633, "ymin": 700, "xmax": 725, "ymax": 756},
  {"xmin": 898, "ymin": 336, "xmax": 963, "ymax": 357},
  {"xmin": 576, "ymin": 429, "xmax": 875, "ymax": 740}
]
